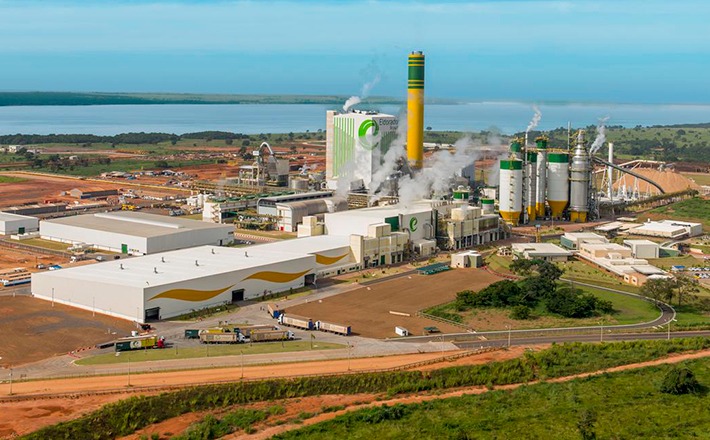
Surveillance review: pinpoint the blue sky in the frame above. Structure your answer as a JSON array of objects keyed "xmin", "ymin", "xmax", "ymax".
[{"xmin": 1, "ymin": 0, "xmax": 709, "ymax": 103}]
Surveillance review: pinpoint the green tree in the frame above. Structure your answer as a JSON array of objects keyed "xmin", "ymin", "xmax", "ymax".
[
  {"xmin": 674, "ymin": 274, "xmax": 700, "ymax": 306},
  {"xmin": 510, "ymin": 305, "xmax": 531, "ymax": 320},
  {"xmin": 641, "ymin": 278, "xmax": 674, "ymax": 304}
]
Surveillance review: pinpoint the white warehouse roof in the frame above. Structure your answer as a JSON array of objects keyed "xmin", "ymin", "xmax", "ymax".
[
  {"xmin": 511, "ymin": 243, "xmax": 573, "ymax": 256},
  {"xmin": 0, "ymin": 212, "xmax": 37, "ymax": 222},
  {"xmin": 42, "ymin": 211, "xmax": 230, "ymax": 238}
]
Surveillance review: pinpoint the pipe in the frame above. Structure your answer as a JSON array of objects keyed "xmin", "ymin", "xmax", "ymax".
[{"xmin": 592, "ymin": 156, "xmax": 665, "ymax": 194}]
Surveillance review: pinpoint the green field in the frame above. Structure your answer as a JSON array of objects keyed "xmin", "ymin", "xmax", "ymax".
[
  {"xmin": 276, "ymin": 358, "xmax": 710, "ymax": 439},
  {"xmin": 681, "ymin": 172, "xmax": 710, "ymax": 186},
  {"xmin": 75, "ymin": 341, "xmax": 345, "ymax": 365},
  {"xmin": 647, "ymin": 197, "xmax": 710, "ymax": 230},
  {"xmin": 0, "ymin": 175, "xmax": 27, "ymax": 183},
  {"xmin": 19, "ymin": 238, "xmax": 71, "ymax": 251}
]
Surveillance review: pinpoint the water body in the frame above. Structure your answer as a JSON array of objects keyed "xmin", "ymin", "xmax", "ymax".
[{"xmin": 1, "ymin": 102, "xmax": 709, "ymax": 136}]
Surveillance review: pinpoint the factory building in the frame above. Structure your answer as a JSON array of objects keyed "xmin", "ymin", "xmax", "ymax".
[
  {"xmin": 629, "ymin": 220, "xmax": 703, "ymax": 239},
  {"xmin": 31, "ymin": 228, "xmax": 414, "ymax": 322},
  {"xmin": 623, "ymin": 239, "xmax": 660, "ymax": 259},
  {"xmin": 325, "ymin": 110, "xmax": 398, "ymax": 190},
  {"xmin": 274, "ymin": 197, "xmax": 348, "ymax": 232},
  {"xmin": 257, "ymin": 192, "xmax": 334, "ymax": 217},
  {"xmin": 68, "ymin": 187, "xmax": 119, "ymax": 199},
  {"xmin": 40, "ymin": 211, "xmax": 233, "ymax": 255},
  {"xmin": 442, "ymin": 205, "xmax": 502, "ymax": 249},
  {"xmin": 0, "ymin": 212, "xmax": 39, "ymax": 235},
  {"xmin": 511, "ymin": 243, "xmax": 572, "ymax": 262},
  {"xmin": 577, "ymin": 241, "xmax": 669, "ymax": 286}
]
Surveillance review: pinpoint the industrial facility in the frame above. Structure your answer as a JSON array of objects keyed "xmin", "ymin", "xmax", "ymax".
[{"xmin": 39, "ymin": 211, "xmax": 234, "ymax": 255}]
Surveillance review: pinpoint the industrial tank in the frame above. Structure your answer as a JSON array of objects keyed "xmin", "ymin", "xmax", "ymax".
[
  {"xmin": 509, "ymin": 139, "xmax": 523, "ymax": 160},
  {"xmin": 290, "ymin": 177, "xmax": 310, "ymax": 191},
  {"xmin": 535, "ymin": 137, "xmax": 548, "ymax": 217},
  {"xmin": 525, "ymin": 151, "xmax": 537, "ymax": 222},
  {"xmin": 481, "ymin": 198, "xmax": 495, "ymax": 215},
  {"xmin": 453, "ymin": 186, "xmax": 470, "ymax": 201},
  {"xmin": 498, "ymin": 159, "xmax": 523, "ymax": 226},
  {"xmin": 547, "ymin": 153, "xmax": 569, "ymax": 218},
  {"xmin": 569, "ymin": 132, "xmax": 590, "ymax": 222}
]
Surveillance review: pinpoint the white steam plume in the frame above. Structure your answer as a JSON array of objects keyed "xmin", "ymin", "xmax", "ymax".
[
  {"xmin": 396, "ymin": 136, "xmax": 482, "ymax": 208},
  {"xmin": 368, "ymin": 117, "xmax": 408, "ymax": 195},
  {"xmin": 589, "ymin": 116, "xmax": 610, "ymax": 155},
  {"xmin": 484, "ymin": 128, "xmax": 508, "ymax": 187},
  {"xmin": 525, "ymin": 105, "xmax": 542, "ymax": 136},
  {"xmin": 343, "ymin": 74, "xmax": 381, "ymax": 113}
]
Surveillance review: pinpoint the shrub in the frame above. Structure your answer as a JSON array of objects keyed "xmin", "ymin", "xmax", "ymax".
[
  {"xmin": 510, "ymin": 305, "xmax": 531, "ymax": 320},
  {"xmin": 659, "ymin": 367, "xmax": 701, "ymax": 395}
]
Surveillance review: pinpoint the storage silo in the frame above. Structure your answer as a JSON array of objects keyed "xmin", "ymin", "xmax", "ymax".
[
  {"xmin": 535, "ymin": 136, "xmax": 548, "ymax": 217},
  {"xmin": 498, "ymin": 159, "xmax": 523, "ymax": 226},
  {"xmin": 547, "ymin": 152, "xmax": 569, "ymax": 218},
  {"xmin": 525, "ymin": 151, "xmax": 537, "ymax": 222},
  {"xmin": 481, "ymin": 198, "xmax": 495, "ymax": 215},
  {"xmin": 569, "ymin": 131, "xmax": 590, "ymax": 222}
]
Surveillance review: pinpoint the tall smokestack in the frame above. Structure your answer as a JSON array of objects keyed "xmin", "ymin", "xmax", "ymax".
[{"xmin": 407, "ymin": 51, "xmax": 425, "ymax": 170}]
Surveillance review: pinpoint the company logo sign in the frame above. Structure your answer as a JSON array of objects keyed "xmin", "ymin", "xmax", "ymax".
[
  {"xmin": 358, "ymin": 119, "xmax": 380, "ymax": 151},
  {"xmin": 409, "ymin": 217, "xmax": 418, "ymax": 232}
]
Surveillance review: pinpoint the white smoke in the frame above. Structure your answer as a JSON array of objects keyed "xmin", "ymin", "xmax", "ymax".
[
  {"xmin": 396, "ymin": 136, "xmax": 482, "ymax": 208},
  {"xmin": 525, "ymin": 105, "xmax": 542, "ymax": 135},
  {"xmin": 368, "ymin": 117, "xmax": 408, "ymax": 195},
  {"xmin": 589, "ymin": 116, "xmax": 610, "ymax": 155},
  {"xmin": 343, "ymin": 74, "xmax": 381, "ymax": 113}
]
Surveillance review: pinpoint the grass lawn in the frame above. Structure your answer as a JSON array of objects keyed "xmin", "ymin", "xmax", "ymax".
[
  {"xmin": 76, "ymin": 341, "xmax": 345, "ymax": 366},
  {"xmin": 428, "ymin": 284, "xmax": 658, "ymax": 331},
  {"xmin": 181, "ymin": 213, "xmax": 204, "ymax": 220},
  {"xmin": 559, "ymin": 260, "xmax": 641, "ymax": 293},
  {"xmin": 646, "ymin": 197, "xmax": 710, "ymax": 231},
  {"xmin": 681, "ymin": 172, "xmax": 710, "ymax": 186},
  {"xmin": 276, "ymin": 358, "xmax": 710, "ymax": 439},
  {"xmin": 0, "ymin": 175, "xmax": 28, "ymax": 183},
  {"xmin": 20, "ymin": 238, "xmax": 72, "ymax": 251},
  {"xmin": 485, "ymin": 254, "xmax": 514, "ymax": 275},
  {"xmin": 673, "ymin": 304, "xmax": 710, "ymax": 328}
]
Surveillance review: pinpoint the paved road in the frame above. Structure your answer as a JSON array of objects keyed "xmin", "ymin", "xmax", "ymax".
[{"xmin": 456, "ymin": 331, "xmax": 710, "ymax": 350}]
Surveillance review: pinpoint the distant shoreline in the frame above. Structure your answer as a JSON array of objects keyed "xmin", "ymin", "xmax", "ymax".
[{"xmin": 0, "ymin": 92, "xmax": 458, "ymax": 107}]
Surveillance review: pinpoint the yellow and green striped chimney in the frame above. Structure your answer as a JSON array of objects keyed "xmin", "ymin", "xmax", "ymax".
[{"xmin": 407, "ymin": 51, "xmax": 425, "ymax": 170}]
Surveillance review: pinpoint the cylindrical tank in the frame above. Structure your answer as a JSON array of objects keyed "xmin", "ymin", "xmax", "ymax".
[
  {"xmin": 535, "ymin": 138, "xmax": 547, "ymax": 217},
  {"xmin": 407, "ymin": 51, "xmax": 425, "ymax": 170},
  {"xmin": 481, "ymin": 198, "xmax": 495, "ymax": 215},
  {"xmin": 453, "ymin": 186, "xmax": 470, "ymax": 201},
  {"xmin": 525, "ymin": 151, "xmax": 537, "ymax": 222},
  {"xmin": 498, "ymin": 159, "xmax": 523, "ymax": 226},
  {"xmin": 547, "ymin": 153, "xmax": 569, "ymax": 218},
  {"xmin": 569, "ymin": 132, "xmax": 590, "ymax": 222},
  {"xmin": 510, "ymin": 139, "xmax": 523, "ymax": 160}
]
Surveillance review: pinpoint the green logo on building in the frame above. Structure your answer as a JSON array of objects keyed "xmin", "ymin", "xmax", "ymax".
[
  {"xmin": 358, "ymin": 119, "xmax": 380, "ymax": 150},
  {"xmin": 409, "ymin": 217, "xmax": 418, "ymax": 232}
]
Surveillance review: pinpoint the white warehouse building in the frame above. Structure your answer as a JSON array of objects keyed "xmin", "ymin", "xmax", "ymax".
[
  {"xmin": 0, "ymin": 212, "xmax": 39, "ymax": 235},
  {"xmin": 40, "ymin": 211, "xmax": 234, "ymax": 255},
  {"xmin": 32, "ymin": 235, "xmax": 355, "ymax": 322}
]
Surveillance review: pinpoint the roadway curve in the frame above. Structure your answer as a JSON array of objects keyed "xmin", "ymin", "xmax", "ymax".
[{"xmin": 395, "ymin": 280, "xmax": 677, "ymax": 345}]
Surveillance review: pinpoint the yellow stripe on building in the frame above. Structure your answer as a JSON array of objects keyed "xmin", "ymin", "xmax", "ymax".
[{"xmin": 242, "ymin": 269, "xmax": 312, "ymax": 283}]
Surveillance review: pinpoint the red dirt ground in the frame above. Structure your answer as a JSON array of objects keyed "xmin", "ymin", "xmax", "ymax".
[
  {"xmin": 0, "ymin": 173, "xmax": 129, "ymax": 208},
  {"xmin": 0, "ymin": 296, "xmax": 136, "ymax": 368},
  {"xmin": 288, "ymin": 268, "xmax": 503, "ymax": 338}
]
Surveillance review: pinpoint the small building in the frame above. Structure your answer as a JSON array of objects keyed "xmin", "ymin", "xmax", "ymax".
[
  {"xmin": 451, "ymin": 250, "xmax": 483, "ymax": 268},
  {"xmin": 624, "ymin": 239, "xmax": 660, "ymax": 259},
  {"xmin": 0, "ymin": 203, "xmax": 67, "ymax": 216},
  {"xmin": 40, "ymin": 211, "xmax": 234, "ymax": 255},
  {"xmin": 560, "ymin": 232, "xmax": 608, "ymax": 250},
  {"xmin": 630, "ymin": 220, "xmax": 703, "ymax": 239},
  {"xmin": 511, "ymin": 243, "xmax": 572, "ymax": 262},
  {"xmin": 68, "ymin": 187, "xmax": 119, "ymax": 199},
  {"xmin": 0, "ymin": 212, "xmax": 39, "ymax": 235},
  {"xmin": 275, "ymin": 197, "xmax": 348, "ymax": 232},
  {"xmin": 257, "ymin": 191, "xmax": 334, "ymax": 217}
]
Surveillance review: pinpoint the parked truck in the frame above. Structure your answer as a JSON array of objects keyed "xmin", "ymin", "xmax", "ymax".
[
  {"xmin": 278, "ymin": 314, "xmax": 314, "ymax": 330},
  {"xmin": 199, "ymin": 331, "xmax": 248, "ymax": 344},
  {"xmin": 115, "ymin": 335, "xmax": 166, "ymax": 352},
  {"xmin": 267, "ymin": 303, "xmax": 283, "ymax": 318},
  {"xmin": 184, "ymin": 329, "xmax": 200, "ymax": 339},
  {"xmin": 250, "ymin": 329, "xmax": 295, "ymax": 342},
  {"xmin": 315, "ymin": 320, "xmax": 352, "ymax": 336},
  {"xmin": 234, "ymin": 324, "xmax": 278, "ymax": 338}
]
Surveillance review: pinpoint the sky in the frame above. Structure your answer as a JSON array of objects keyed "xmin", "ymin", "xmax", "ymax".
[{"xmin": 1, "ymin": 0, "xmax": 709, "ymax": 103}]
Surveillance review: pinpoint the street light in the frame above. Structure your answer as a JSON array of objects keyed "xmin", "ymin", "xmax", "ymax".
[
  {"xmin": 115, "ymin": 352, "xmax": 131, "ymax": 387},
  {"xmin": 505, "ymin": 325, "xmax": 511, "ymax": 348},
  {"xmin": 241, "ymin": 350, "xmax": 244, "ymax": 379},
  {"xmin": 599, "ymin": 319, "xmax": 604, "ymax": 342},
  {"xmin": 667, "ymin": 318, "xmax": 678, "ymax": 340},
  {"xmin": 347, "ymin": 342, "xmax": 352, "ymax": 372}
]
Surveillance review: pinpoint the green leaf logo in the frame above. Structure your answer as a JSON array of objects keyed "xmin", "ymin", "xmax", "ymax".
[
  {"xmin": 409, "ymin": 217, "xmax": 418, "ymax": 232},
  {"xmin": 358, "ymin": 119, "xmax": 380, "ymax": 151}
]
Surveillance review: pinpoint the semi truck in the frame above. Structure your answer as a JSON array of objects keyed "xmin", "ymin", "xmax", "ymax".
[
  {"xmin": 267, "ymin": 303, "xmax": 282, "ymax": 318},
  {"xmin": 250, "ymin": 329, "xmax": 295, "ymax": 342},
  {"xmin": 315, "ymin": 320, "xmax": 352, "ymax": 336},
  {"xmin": 184, "ymin": 329, "xmax": 200, "ymax": 339},
  {"xmin": 115, "ymin": 335, "xmax": 166, "ymax": 352},
  {"xmin": 234, "ymin": 324, "xmax": 278, "ymax": 337},
  {"xmin": 199, "ymin": 332, "xmax": 248, "ymax": 344},
  {"xmin": 278, "ymin": 314, "xmax": 314, "ymax": 330}
]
